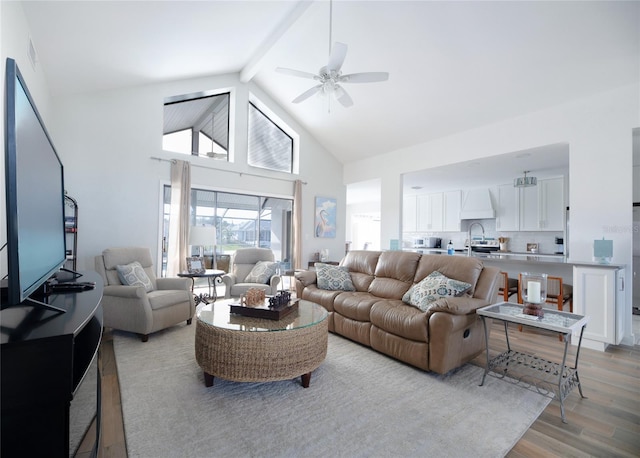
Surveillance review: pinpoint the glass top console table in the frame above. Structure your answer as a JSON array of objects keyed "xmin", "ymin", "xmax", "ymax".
[{"xmin": 476, "ymin": 302, "xmax": 590, "ymax": 423}]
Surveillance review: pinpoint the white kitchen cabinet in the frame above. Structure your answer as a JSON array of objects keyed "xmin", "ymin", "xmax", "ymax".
[
  {"xmin": 416, "ymin": 195, "xmax": 429, "ymax": 231},
  {"xmin": 427, "ymin": 192, "xmax": 444, "ymax": 232},
  {"xmin": 495, "ymin": 177, "xmax": 565, "ymax": 232},
  {"xmin": 417, "ymin": 193, "xmax": 443, "ymax": 232},
  {"xmin": 538, "ymin": 177, "xmax": 565, "ymax": 231},
  {"xmin": 573, "ymin": 266, "xmax": 626, "ymax": 351},
  {"xmin": 443, "ymin": 190, "xmax": 462, "ymax": 231},
  {"xmin": 519, "ymin": 185, "xmax": 539, "ymax": 231},
  {"xmin": 495, "ymin": 184, "xmax": 519, "ymax": 231},
  {"xmin": 403, "ymin": 194, "xmax": 418, "ymax": 232}
]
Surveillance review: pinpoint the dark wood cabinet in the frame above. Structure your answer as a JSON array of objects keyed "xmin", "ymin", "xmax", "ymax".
[{"xmin": 1, "ymin": 272, "xmax": 103, "ymax": 457}]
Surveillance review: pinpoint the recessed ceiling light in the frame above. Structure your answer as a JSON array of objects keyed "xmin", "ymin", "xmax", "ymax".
[{"xmin": 411, "ymin": 186, "xmax": 423, "ymax": 190}]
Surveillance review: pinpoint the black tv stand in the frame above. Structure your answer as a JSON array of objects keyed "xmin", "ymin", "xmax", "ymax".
[
  {"xmin": 58, "ymin": 266, "xmax": 84, "ymax": 280},
  {"xmin": 23, "ymin": 296, "xmax": 67, "ymax": 313},
  {"xmin": 1, "ymin": 271, "xmax": 103, "ymax": 457}
]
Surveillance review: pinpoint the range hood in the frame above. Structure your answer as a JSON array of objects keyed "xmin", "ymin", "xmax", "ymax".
[{"xmin": 460, "ymin": 188, "xmax": 495, "ymax": 219}]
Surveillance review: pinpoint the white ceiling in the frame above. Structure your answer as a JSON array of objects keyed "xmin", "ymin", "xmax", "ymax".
[{"xmin": 21, "ymin": 1, "xmax": 639, "ymax": 170}]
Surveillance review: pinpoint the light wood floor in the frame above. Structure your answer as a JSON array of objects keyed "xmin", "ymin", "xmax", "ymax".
[{"xmin": 90, "ymin": 321, "xmax": 640, "ymax": 458}]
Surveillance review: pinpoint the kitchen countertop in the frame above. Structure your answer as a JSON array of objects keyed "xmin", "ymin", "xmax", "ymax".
[{"xmin": 410, "ymin": 248, "xmax": 625, "ymax": 268}]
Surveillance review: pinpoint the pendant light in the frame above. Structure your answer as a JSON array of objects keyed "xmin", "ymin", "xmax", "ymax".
[{"xmin": 514, "ymin": 171, "xmax": 537, "ymax": 188}]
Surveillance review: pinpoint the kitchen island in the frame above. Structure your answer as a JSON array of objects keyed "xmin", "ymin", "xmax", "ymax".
[
  {"xmin": 415, "ymin": 248, "xmax": 623, "ymax": 269},
  {"xmin": 406, "ymin": 249, "xmax": 626, "ymax": 351}
]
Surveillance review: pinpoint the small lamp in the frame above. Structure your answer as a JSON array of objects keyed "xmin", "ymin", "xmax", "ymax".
[{"xmin": 189, "ymin": 226, "xmax": 217, "ymax": 266}]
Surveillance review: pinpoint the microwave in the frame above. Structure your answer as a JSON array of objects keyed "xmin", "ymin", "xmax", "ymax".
[{"xmin": 414, "ymin": 237, "xmax": 441, "ymax": 248}]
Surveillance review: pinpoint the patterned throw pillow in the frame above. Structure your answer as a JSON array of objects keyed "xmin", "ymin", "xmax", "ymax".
[
  {"xmin": 316, "ymin": 264, "xmax": 355, "ymax": 291},
  {"xmin": 402, "ymin": 271, "xmax": 471, "ymax": 311},
  {"xmin": 116, "ymin": 261, "xmax": 154, "ymax": 292},
  {"xmin": 245, "ymin": 261, "xmax": 278, "ymax": 284}
]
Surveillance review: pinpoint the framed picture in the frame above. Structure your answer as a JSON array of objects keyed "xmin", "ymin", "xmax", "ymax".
[
  {"xmin": 526, "ymin": 243, "xmax": 539, "ymax": 253},
  {"xmin": 186, "ymin": 257, "xmax": 205, "ymax": 274},
  {"xmin": 315, "ymin": 196, "xmax": 336, "ymax": 238}
]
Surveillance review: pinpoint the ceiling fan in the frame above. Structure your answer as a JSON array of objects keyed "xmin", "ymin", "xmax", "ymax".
[{"xmin": 275, "ymin": 0, "xmax": 389, "ymax": 108}]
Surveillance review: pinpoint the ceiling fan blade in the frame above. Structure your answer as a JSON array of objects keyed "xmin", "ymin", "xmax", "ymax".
[
  {"xmin": 275, "ymin": 67, "xmax": 319, "ymax": 80},
  {"xmin": 340, "ymin": 72, "xmax": 389, "ymax": 83},
  {"xmin": 334, "ymin": 85, "xmax": 353, "ymax": 107},
  {"xmin": 327, "ymin": 42, "xmax": 348, "ymax": 72},
  {"xmin": 292, "ymin": 84, "xmax": 323, "ymax": 103}
]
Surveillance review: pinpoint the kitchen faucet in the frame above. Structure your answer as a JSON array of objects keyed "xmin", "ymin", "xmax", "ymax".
[{"xmin": 467, "ymin": 222, "xmax": 485, "ymax": 256}]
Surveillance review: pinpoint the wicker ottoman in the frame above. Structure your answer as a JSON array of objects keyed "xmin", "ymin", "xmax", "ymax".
[{"xmin": 195, "ymin": 299, "xmax": 328, "ymax": 388}]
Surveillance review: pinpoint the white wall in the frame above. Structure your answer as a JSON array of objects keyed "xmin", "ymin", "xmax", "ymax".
[
  {"xmin": 344, "ymin": 83, "xmax": 639, "ymax": 345},
  {"xmin": 0, "ymin": 1, "xmax": 56, "ymax": 278},
  {"xmin": 50, "ymin": 76, "xmax": 346, "ymax": 271},
  {"xmin": 0, "ymin": 1, "xmax": 346, "ymax": 277},
  {"xmin": 346, "ymin": 201, "xmax": 381, "ymax": 251}
]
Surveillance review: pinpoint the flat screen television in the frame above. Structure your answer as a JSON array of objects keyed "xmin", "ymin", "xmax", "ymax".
[{"xmin": 4, "ymin": 58, "xmax": 67, "ymax": 311}]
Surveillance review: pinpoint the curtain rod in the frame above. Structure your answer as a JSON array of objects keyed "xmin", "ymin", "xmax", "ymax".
[{"xmin": 150, "ymin": 156, "xmax": 307, "ymax": 185}]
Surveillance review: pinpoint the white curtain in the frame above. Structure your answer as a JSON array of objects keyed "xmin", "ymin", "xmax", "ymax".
[
  {"xmin": 293, "ymin": 179, "xmax": 303, "ymax": 270},
  {"xmin": 167, "ymin": 160, "xmax": 191, "ymax": 277}
]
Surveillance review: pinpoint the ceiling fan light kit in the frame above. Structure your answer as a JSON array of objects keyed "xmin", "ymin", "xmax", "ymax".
[{"xmin": 276, "ymin": 0, "xmax": 389, "ymax": 108}]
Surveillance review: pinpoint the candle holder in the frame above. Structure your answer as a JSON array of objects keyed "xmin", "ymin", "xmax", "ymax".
[{"xmin": 520, "ymin": 272, "xmax": 547, "ymax": 317}]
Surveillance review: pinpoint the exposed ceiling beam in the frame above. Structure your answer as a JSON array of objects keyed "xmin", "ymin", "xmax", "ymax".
[{"xmin": 239, "ymin": 0, "xmax": 314, "ymax": 83}]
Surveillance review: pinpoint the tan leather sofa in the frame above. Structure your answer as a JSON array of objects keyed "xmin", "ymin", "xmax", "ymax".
[{"xmin": 295, "ymin": 250, "xmax": 500, "ymax": 374}]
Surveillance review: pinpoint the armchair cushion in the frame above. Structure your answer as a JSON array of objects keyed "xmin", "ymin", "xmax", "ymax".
[
  {"xmin": 156, "ymin": 277, "xmax": 191, "ymax": 291},
  {"xmin": 103, "ymin": 284, "xmax": 147, "ymax": 299},
  {"xmin": 402, "ymin": 271, "xmax": 471, "ymax": 311},
  {"xmin": 147, "ymin": 289, "xmax": 192, "ymax": 310},
  {"xmin": 245, "ymin": 261, "xmax": 278, "ymax": 284},
  {"xmin": 116, "ymin": 261, "xmax": 154, "ymax": 292}
]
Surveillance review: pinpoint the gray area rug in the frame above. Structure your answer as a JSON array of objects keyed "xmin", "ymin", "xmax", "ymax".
[{"xmin": 114, "ymin": 323, "xmax": 550, "ymax": 458}]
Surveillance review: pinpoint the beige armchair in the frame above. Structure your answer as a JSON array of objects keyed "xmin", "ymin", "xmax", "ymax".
[
  {"xmin": 95, "ymin": 247, "xmax": 195, "ymax": 342},
  {"xmin": 221, "ymin": 248, "xmax": 281, "ymax": 299}
]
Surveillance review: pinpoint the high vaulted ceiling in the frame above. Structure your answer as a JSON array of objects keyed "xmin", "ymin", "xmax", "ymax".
[{"xmin": 21, "ymin": 1, "xmax": 639, "ymax": 166}]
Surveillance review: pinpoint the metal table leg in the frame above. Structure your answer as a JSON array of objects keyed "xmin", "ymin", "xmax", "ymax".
[
  {"xmin": 207, "ymin": 276, "xmax": 217, "ymax": 301},
  {"xmin": 558, "ymin": 332, "xmax": 571, "ymax": 423},
  {"xmin": 480, "ymin": 316, "xmax": 490, "ymax": 386}
]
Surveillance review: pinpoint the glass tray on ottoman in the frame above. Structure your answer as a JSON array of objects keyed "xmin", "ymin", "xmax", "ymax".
[{"xmin": 230, "ymin": 299, "xmax": 299, "ymax": 320}]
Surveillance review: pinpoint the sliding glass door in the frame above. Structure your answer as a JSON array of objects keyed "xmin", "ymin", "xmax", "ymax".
[{"xmin": 161, "ymin": 186, "xmax": 292, "ymax": 276}]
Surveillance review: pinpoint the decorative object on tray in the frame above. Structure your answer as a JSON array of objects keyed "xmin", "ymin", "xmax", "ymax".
[
  {"xmin": 268, "ymin": 290, "xmax": 291, "ymax": 307},
  {"xmin": 240, "ymin": 288, "xmax": 265, "ymax": 306},
  {"xmin": 520, "ymin": 272, "xmax": 547, "ymax": 317},
  {"xmin": 526, "ymin": 243, "xmax": 538, "ymax": 253},
  {"xmin": 230, "ymin": 292, "xmax": 299, "ymax": 320}
]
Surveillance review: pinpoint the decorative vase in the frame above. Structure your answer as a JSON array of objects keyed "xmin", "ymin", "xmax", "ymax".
[
  {"xmin": 520, "ymin": 272, "xmax": 547, "ymax": 317},
  {"xmin": 241, "ymin": 288, "xmax": 265, "ymax": 306}
]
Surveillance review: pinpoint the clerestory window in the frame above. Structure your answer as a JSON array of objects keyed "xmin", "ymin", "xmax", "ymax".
[
  {"xmin": 247, "ymin": 101, "xmax": 295, "ymax": 174},
  {"xmin": 163, "ymin": 91, "xmax": 230, "ymax": 160}
]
